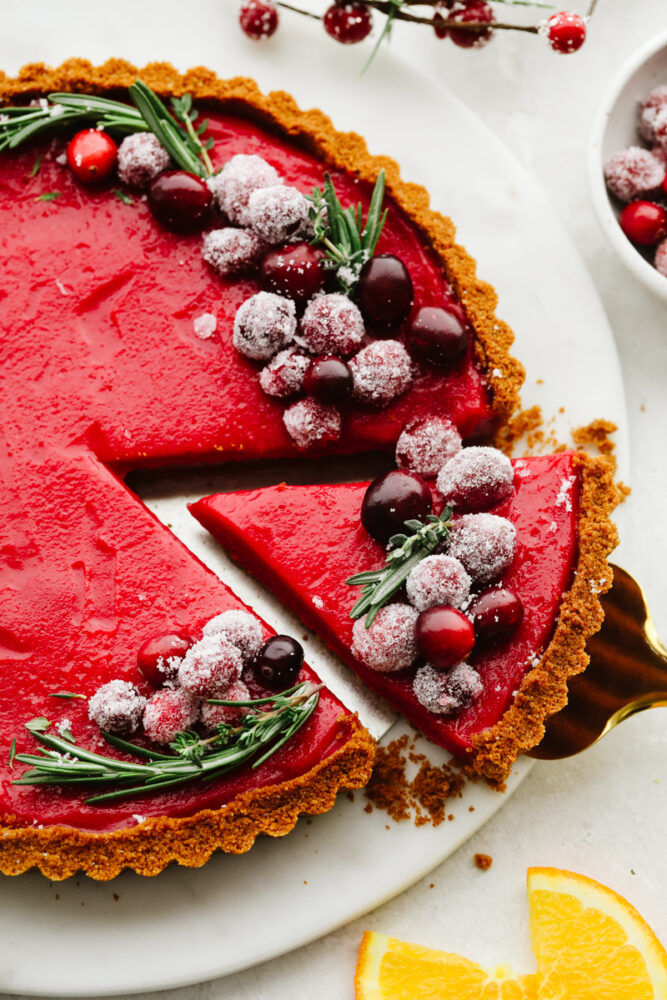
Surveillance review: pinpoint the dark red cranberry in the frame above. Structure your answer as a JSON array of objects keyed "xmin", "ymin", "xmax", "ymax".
[
  {"xmin": 432, "ymin": 1, "xmax": 452, "ymax": 38},
  {"xmin": 468, "ymin": 588, "xmax": 524, "ymax": 644},
  {"xmin": 66, "ymin": 129, "xmax": 118, "ymax": 183},
  {"xmin": 356, "ymin": 255, "xmax": 414, "ymax": 328},
  {"xmin": 304, "ymin": 356, "xmax": 353, "ymax": 403},
  {"xmin": 137, "ymin": 632, "xmax": 193, "ymax": 687},
  {"xmin": 148, "ymin": 170, "xmax": 213, "ymax": 232},
  {"xmin": 543, "ymin": 11, "xmax": 586, "ymax": 54},
  {"xmin": 253, "ymin": 635, "xmax": 304, "ymax": 690},
  {"xmin": 619, "ymin": 201, "xmax": 667, "ymax": 246},
  {"xmin": 361, "ymin": 470, "xmax": 432, "ymax": 545},
  {"xmin": 408, "ymin": 305, "xmax": 469, "ymax": 368},
  {"xmin": 260, "ymin": 242, "xmax": 327, "ymax": 301},
  {"xmin": 239, "ymin": 0, "xmax": 279, "ymax": 39},
  {"xmin": 416, "ymin": 605, "xmax": 476, "ymax": 669},
  {"xmin": 323, "ymin": 2, "xmax": 373, "ymax": 43},
  {"xmin": 449, "ymin": 1, "xmax": 494, "ymax": 49}
]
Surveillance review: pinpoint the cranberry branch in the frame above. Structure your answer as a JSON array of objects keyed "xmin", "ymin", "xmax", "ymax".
[{"xmin": 240, "ymin": 0, "xmax": 593, "ymax": 57}]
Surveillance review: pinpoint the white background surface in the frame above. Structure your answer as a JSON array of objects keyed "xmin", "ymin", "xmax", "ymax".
[{"xmin": 1, "ymin": 0, "xmax": 667, "ymax": 996}]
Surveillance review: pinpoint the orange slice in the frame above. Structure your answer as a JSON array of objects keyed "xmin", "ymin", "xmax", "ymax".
[
  {"xmin": 354, "ymin": 931, "xmax": 537, "ymax": 1000},
  {"xmin": 528, "ymin": 867, "xmax": 667, "ymax": 1000}
]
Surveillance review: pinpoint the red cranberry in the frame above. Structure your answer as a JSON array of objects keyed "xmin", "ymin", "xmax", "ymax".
[
  {"xmin": 260, "ymin": 242, "xmax": 327, "ymax": 301},
  {"xmin": 468, "ymin": 587, "xmax": 524, "ymax": 644},
  {"xmin": 543, "ymin": 11, "xmax": 587, "ymax": 54},
  {"xmin": 356, "ymin": 255, "xmax": 414, "ymax": 328},
  {"xmin": 137, "ymin": 632, "xmax": 193, "ymax": 687},
  {"xmin": 361, "ymin": 470, "xmax": 432, "ymax": 545},
  {"xmin": 253, "ymin": 635, "xmax": 304, "ymax": 690},
  {"xmin": 416, "ymin": 605, "xmax": 475, "ymax": 669},
  {"xmin": 433, "ymin": 1, "xmax": 452, "ymax": 39},
  {"xmin": 408, "ymin": 305, "xmax": 469, "ymax": 368},
  {"xmin": 66, "ymin": 129, "xmax": 118, "ymax": 183},
  {"xmin": 303, "ymin": 356, "xmax": 353, "ymax": 403},
  {"xmin": 449, "ymin": 1, "xmax": 494, "ymax": 48},
  {"xmin": 239, "ymin": 0, "xmax": 279, "ymax": 39},
  {"xmin": 619, "ymin": 201, "xmax": 667, "ymax": 246},
  {"xmin": 323, "ymin": 2, "xmax": 373, "ymax": 43},
  {"xmin": 148, "ymin": 170, "xmax": 213, "ymax": 232}
]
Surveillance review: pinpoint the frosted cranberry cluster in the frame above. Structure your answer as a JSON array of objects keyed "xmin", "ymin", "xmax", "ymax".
[
  {"xmin": 603, "ymin": 85, "xmax": 667, "ymax": 273},
  {"xmin": 88, "ymin": 612, "xmax": 305, "ymax": 744},
  {"xmin": 351, "ymin": 436, "xmax": 524, "ymax": 719},
  {"xmin": 208, "ymin": 153, "xmax": 472, "ymax": 449}
]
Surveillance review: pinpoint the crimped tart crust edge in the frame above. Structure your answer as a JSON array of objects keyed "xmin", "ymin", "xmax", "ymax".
[
  {"xmin": 469, "ymin": 452, "xmax": 620, "ymax": 786},
  {"xmin": 0, "ymin": 720, "xmax": 375, "ymax": 881}
]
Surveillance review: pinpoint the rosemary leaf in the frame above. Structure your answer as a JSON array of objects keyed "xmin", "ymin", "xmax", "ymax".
[
  {"xmin": 34, "ymin": 191, "xmax": 61, "ymax": 202},
  {"xmin": 48, "ymin": 691, "xmax": 87, "ymax": 700},
  {"xmin": 8, "ymin": 738, "xmax": 16, "ymax": 769}
]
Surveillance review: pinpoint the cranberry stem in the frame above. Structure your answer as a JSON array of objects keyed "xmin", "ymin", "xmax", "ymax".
[{"xmin": 277, "ymin": 0, "xmax": 598, "ymax": 33}]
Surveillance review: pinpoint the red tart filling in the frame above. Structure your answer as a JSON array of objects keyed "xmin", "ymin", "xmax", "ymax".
[{"xmin": 191, "ymin": 452, "xmax": 584, "ymax": 759}]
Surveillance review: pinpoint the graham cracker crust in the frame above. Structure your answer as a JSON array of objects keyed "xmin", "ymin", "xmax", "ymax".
[
  {"xmin": 0, "ymin": 720, "xmax": 375, "ymax": 881},
  {"xmin": 469, "ymin": 452, "xmax": 620, "ymax": 785}
]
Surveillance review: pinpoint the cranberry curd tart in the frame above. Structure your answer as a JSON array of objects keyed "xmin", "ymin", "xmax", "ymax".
[{"xmin": 0, "ymin": 59, "xmax": 616, "ymax": 879}]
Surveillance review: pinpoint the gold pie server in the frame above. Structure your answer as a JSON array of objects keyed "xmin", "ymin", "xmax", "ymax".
[{"xmin": 529, "ymin": 564, "xmax": 667, "ymax": 760}]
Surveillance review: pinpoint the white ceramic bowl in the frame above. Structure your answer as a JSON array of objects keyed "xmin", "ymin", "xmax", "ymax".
[{"xmin": 589, "ymin": 30, "xmax": 667, "ymax": 301}]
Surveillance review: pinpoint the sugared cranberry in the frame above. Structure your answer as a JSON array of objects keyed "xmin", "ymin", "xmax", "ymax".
[
  {"xmin": 448, "ymin": 1, "xmax": 494, "ymax": 49},
  {"xmin": 356, "ymin": 255, "xmax": 414, "ymax": 328},
  {"xmin": 361, "ymin": 470, "xmax": 432, "ymax": 545},
  {"xmin": 304, "ymin": 356, "xmax": 353, "ymax": 403},
  {"xmin": 603, "ymin": 147, "xmax": 665, "ymax": 203},
  {"xmin": 260, "ymin": 242, "xmax": 327, "ymax": 301},
  {"xmin": 323, "ymin": 2, "xmax": 373, "ymax": 43},
  {"xmin": 137, "ymin": 632, "xmax": 193, "ymax": 687},
  {"xmin": 239, "ymin": 0, "xmax": 279, "ymax": 39},
  {"xmin": 432, "ymin": 1, "xmax": 451, "ymax": 39},
  {"xmin": 253, "ymin": 635, "xmax": 304, "ymax": 690},
  {"xmin": 148, "ymin": 170, "xmax": 213, "ymax": 232},
  {"xmin": 619, "ymin": 201, "xmax": 667, "ymax": 246},
  {"xmin": 416, "ymin": 605, "xmax": 476, "ymax": 669},
  {"xmin": 66, "ymin": 129, "xmax": 118, "ymax": 183},
  {"xmin": 408, "ymin": 306, "xmax": 469, "ymax": 368},
  {"xmin": 542, "ymin": 11, "xmax": 586, "ymax": 54},
  {"xmin": 468, "ymin": 587, "xmax": 524, "ymax": 644}
]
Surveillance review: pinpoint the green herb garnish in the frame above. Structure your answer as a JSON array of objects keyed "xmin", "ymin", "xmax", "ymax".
[
  {"xmin": 0, "ymin": 81, "xmax": 214, "ymax": 178},
  {"xmin": 48, "ymin": 691, "xmax": 87, "ymax": 700},
  {"xmin": 308, "ymin": 169, "xmax": 387, "ymax": 294},
  {"xmin": 34, "ymin": 191, "xmax": 61, "ymax": 202},
  {"xmin": 347, "ymin": 508, "xmax": 453, "ymax": 627},
  {"xmin": 12, "ymin": 682, "xmax": 321, "ymax": 805}
]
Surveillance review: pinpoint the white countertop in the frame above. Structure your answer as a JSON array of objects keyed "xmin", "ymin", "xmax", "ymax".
[{"xmin": 2, "ymin": 0, "xmax": 667, "ymax": 996}]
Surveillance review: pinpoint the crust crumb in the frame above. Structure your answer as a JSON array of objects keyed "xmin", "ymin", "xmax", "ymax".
[
  {"xmin": 474, "ymin": 853, "xmax": 493, "ymax": 870},
  {"xmin": 365, "ymin": 732, "xmax": 465, "ymax": 827}
]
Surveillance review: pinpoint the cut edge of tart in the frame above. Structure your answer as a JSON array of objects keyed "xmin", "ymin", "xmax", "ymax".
[
  {"xmin": 0, "ymin": 720, "xmax": 374, "ymax": 881},
  {"xmin": 469, "ymin": 452, "xmax": 619, "ymax": 785},
  {"xmin": 0, "ymin": 56, "xmax": 524, "ymax": 434}
]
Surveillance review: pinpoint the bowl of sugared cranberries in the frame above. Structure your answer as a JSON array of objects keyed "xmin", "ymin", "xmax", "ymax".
[{"xmin": 591, "ymin": 30, "xmax": 667, "ymax": 300}]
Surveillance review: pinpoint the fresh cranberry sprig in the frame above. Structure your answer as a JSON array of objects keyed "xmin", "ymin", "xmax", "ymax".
[{"xmin": 239, "ymin": 0, "xmax": 595, "ymax": 58}]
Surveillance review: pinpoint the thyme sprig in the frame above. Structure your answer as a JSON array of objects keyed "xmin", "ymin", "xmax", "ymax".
[
  {"xmin": 12, "ymin": 682, "xmax": 321, "ymax": 805},
  {"xmin": 0, "ymin": 81, "xmax": 214, "ymax": 177},
  {"xmin": 308, "ymin": 169, "xmax": 387, "ymax": 293},
  {"xmin": 347, "ymin": 507, "xmax": 453, "ymax": 628}
]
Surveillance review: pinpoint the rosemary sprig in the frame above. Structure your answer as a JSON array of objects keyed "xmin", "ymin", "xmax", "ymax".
[
  {"xmin": 308, "ymin": 169, "xmax": 387, "ymax": 294},
  {"xmin": 12, "ymin": 682, "xmax": 321, "ymax": 805},
  {"xmin": 346, "ymin": 507, "xmax": 453, "ymax": 627},
  {"xmin": 0, "ymin": 82, "xmax": 214, "ymax": 177}
]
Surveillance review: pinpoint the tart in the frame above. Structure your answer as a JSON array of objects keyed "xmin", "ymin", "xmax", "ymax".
[
  {"xmin": 191, "ymin": 450, "xmax": 619, "ymax": 784},
  {"xmin": 0, "ymin": 60, "xmax": 522, "ymax": 878}
]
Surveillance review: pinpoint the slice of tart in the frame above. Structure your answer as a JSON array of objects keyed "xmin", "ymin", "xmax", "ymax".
[
  {"xmin": 191, "ymin": 450, "xmax": 619, "ymax": 784},
  {"xmin": 0, "ymin": 59, "xmax": 519, "ymax": 878}
]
